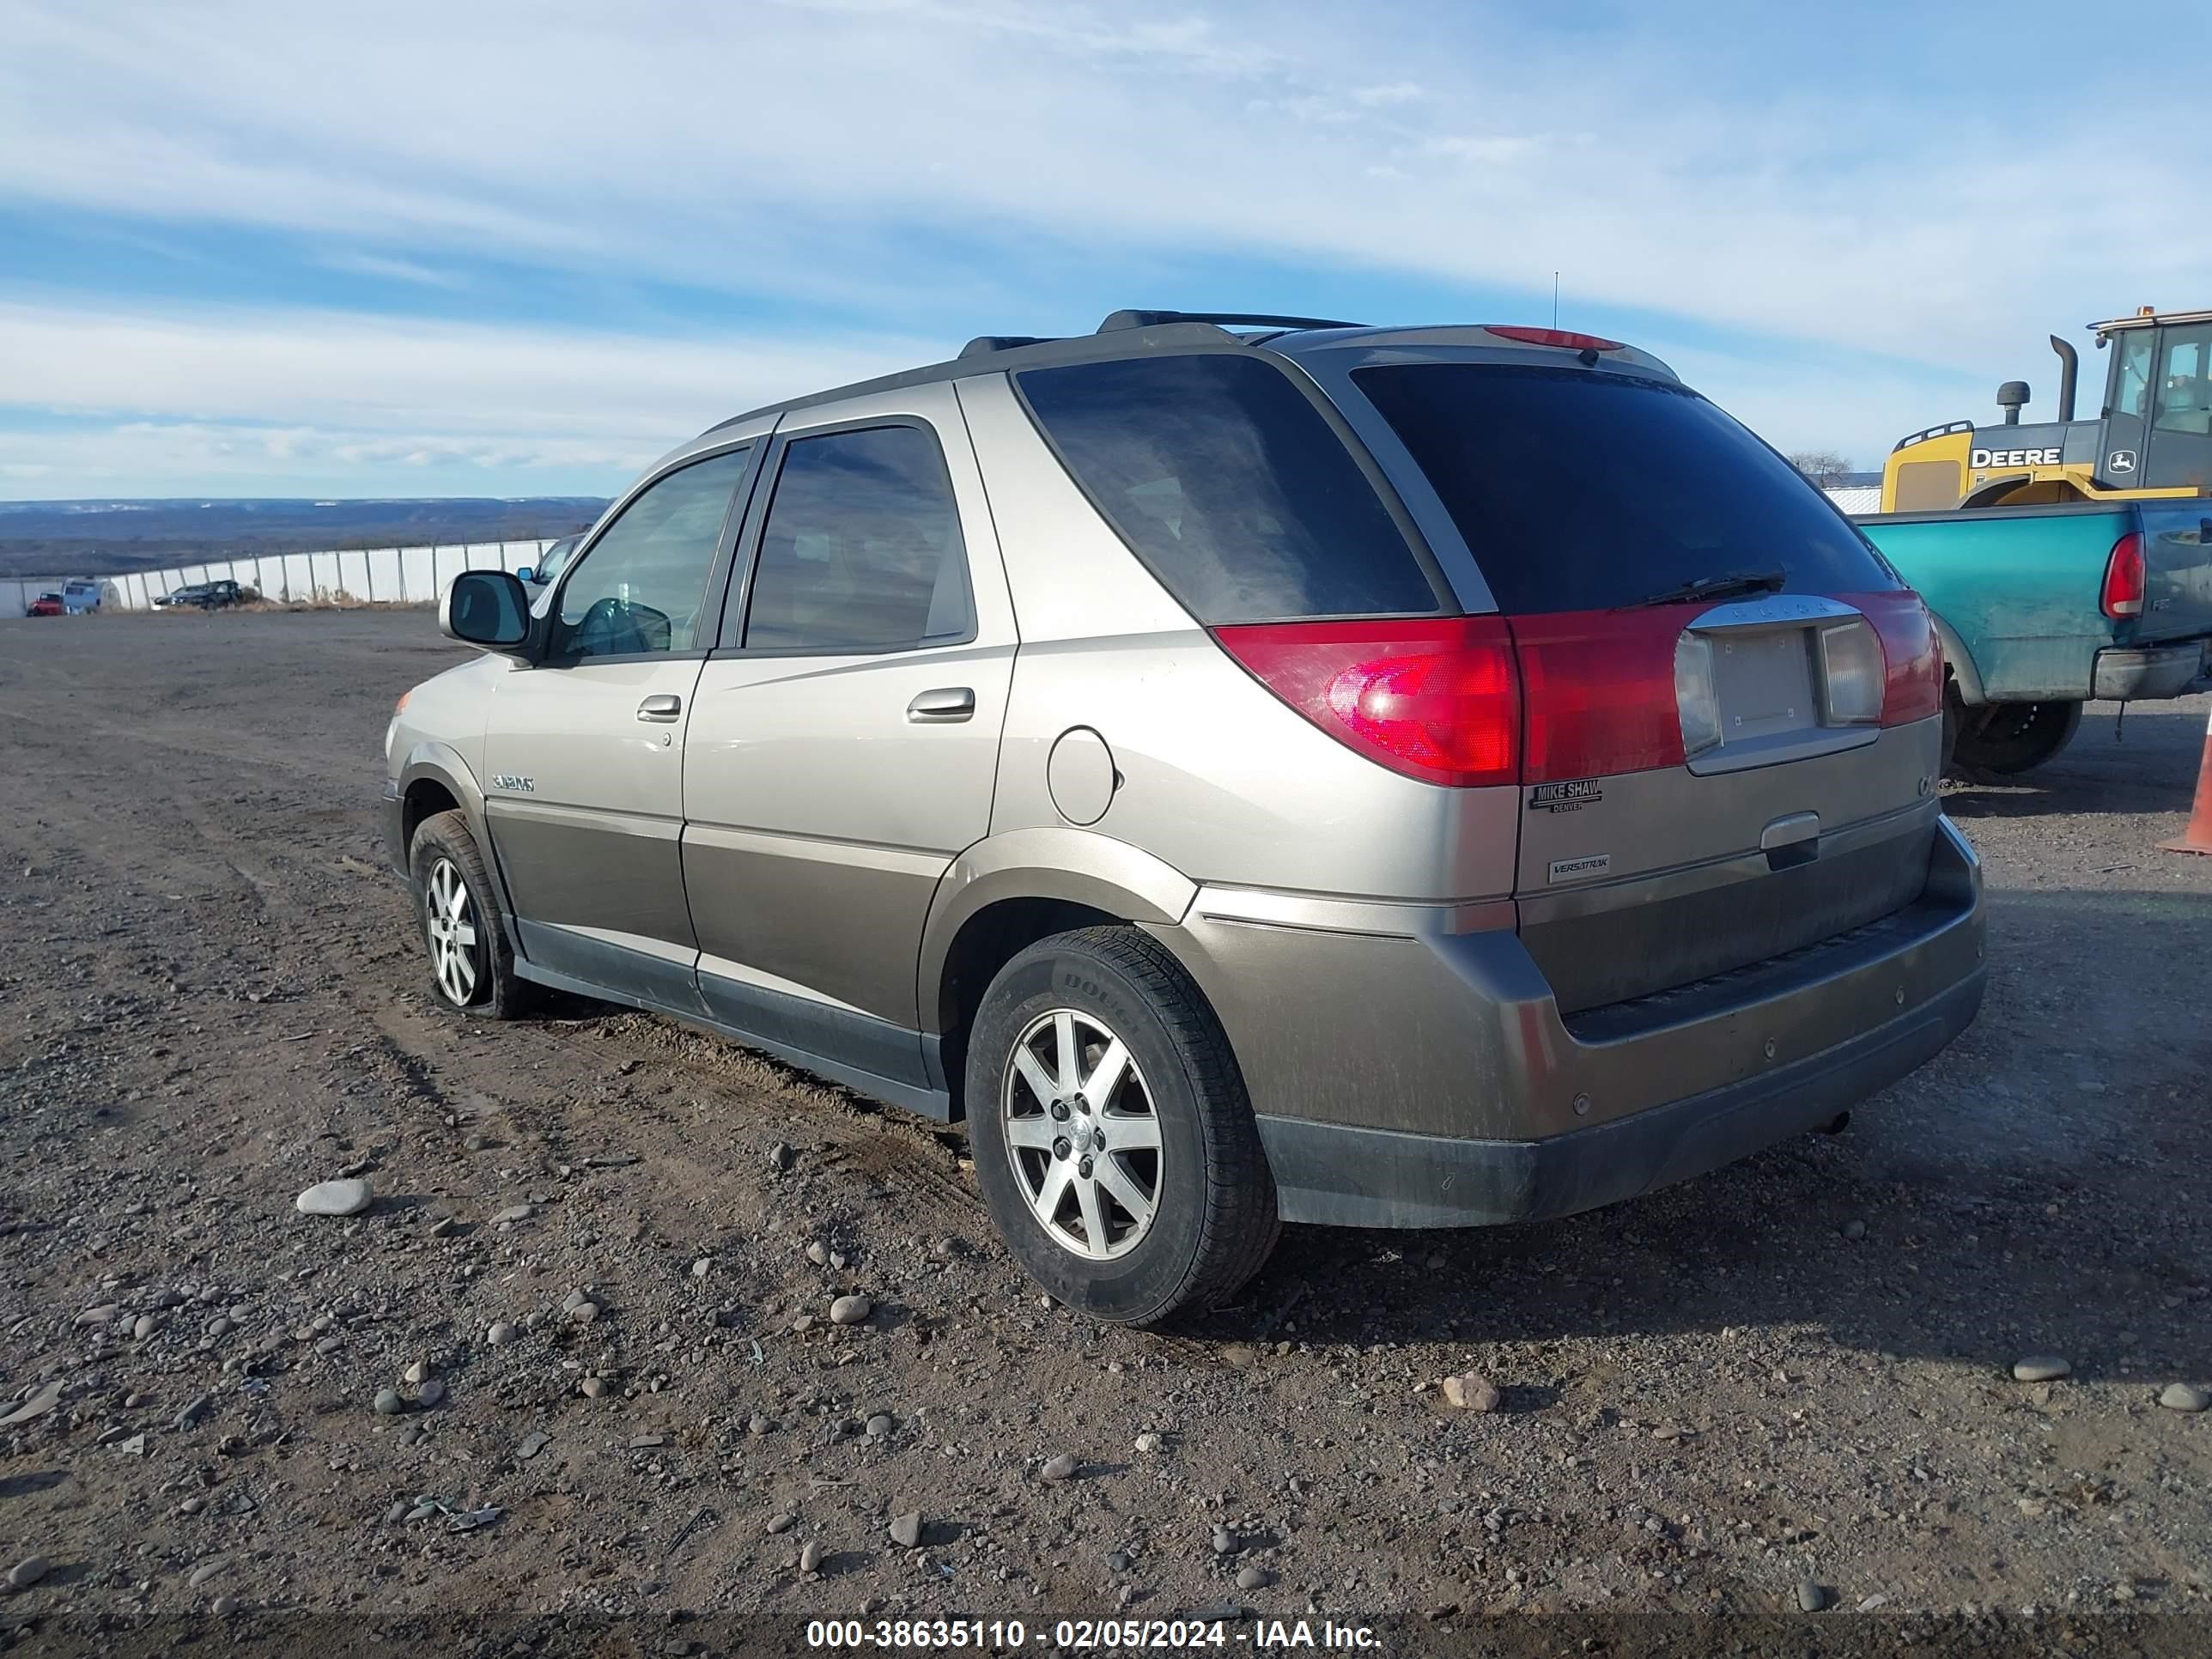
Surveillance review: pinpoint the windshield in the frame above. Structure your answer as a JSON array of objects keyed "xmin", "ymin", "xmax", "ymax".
[{"xmin": 1351, "ymin": 362, "xmax": 1899, "ymax": 613}]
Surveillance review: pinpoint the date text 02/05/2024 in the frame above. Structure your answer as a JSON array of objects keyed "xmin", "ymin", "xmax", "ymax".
[{"xmin": 803, "ymin": 1618, "xmax": 1383, "ymax": 1650}]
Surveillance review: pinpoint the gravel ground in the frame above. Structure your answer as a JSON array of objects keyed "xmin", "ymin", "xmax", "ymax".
[{"xmin": 0, "ymin": 610, "xmax": 2208, "ymax": 1656}]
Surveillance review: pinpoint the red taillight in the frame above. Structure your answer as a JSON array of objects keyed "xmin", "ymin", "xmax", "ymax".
[
  {"xmin": 2102, "ymin": 531, "xmax": 2146, "ymax": 619},
  {"xmin": 1483, "ymin": 325, "xmax": 1626, "ymax": 353},
  {"xmin": 1507, "ymin": 610, "xmax": 1690, "ymax": 781},
  {"xmin": 1841, "ymin": 591, "xmax": 1944, "ymax": 725},
  {"xmin": 1211, "ymin": 617, "xmax": 1521, "ymax": 787}
]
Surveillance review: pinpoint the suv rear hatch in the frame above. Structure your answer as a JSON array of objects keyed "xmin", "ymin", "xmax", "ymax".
[{"xmin": 1340, "ymin": 352, "xmax": 1945, "ymax": 1016}]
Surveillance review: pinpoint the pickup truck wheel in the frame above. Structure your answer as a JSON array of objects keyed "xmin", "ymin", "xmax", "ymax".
[
  {"xmin": 966, "ymin": 927, "xmax": 1279, "ymax": 1327},
  {"xmin": 1953, "ymin": 698, "xmax": 2082, "ymax": 776},
  {"xmin": 407, "ymin": 810, "xmax": 535, "ymax": 1019}
]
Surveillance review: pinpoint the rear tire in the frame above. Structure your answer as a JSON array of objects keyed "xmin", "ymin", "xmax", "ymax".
[
  {"xmin": 408, "ymin": 810, "xmax": 535, "ymax": 1019},
  {"xmin": 1953, "ymin": 698, "xmax": 2081, "ymax": 775},
  {"xmin": 966, "ymin": 927, "xmax": 1279, "ymax": 1326}
]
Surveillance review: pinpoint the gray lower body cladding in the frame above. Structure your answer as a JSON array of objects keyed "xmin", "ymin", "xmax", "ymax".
[
  {"xmin": 1255, "ymin": 968, "xmax": 1982, "ymax": 1227},
  {"xmin": 1153, "ymin": 816, "xmax": 1984, "ymax": 1218}
]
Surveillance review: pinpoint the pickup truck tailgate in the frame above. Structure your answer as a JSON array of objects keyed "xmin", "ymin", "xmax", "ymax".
[{"xmin": 2138, "ymin": 502, "xmax": 2212, "ymax": 643}]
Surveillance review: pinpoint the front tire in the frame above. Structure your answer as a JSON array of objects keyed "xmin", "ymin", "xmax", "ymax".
[
  {"xmin": 407, "ymin": 809, "xmax": 534, "ymax": 1019},
  {"xmin": 966, "ymin": 927, "xmax": 1279, "ymax": 1326}
]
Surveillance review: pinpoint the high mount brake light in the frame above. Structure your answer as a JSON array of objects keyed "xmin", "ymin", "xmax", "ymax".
[
  {"xmin": 1483, "ymin": 325, "xmax": 1627, "ymax": 353},
  {"xmin": 1211, "ymin": 618, "xmax": 1521, "ymax": 788},
  {"xmin": 2102, "ymin": 532, "xmax": 2146, "ymax": 620}
]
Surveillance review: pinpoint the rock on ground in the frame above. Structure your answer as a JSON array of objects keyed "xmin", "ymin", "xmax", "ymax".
[{"xmin": 295, "ymin": 1178, "xmax": 372, "ymax": 1217}]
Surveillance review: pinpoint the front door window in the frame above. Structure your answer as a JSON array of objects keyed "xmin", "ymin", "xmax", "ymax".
[{"xmin": 553, "ymin": 447, "xmax": 750, "ymax": 658}]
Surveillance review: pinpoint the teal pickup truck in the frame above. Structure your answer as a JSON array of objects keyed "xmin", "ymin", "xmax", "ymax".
[{"xmin": 1856, "ymin": 501, "xmax": 2212, "ymax": 775}]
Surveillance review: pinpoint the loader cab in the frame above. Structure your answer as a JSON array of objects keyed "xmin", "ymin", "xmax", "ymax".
[
  {"xmin": 1880, "ymin": 309, "xmax": 2212, "ymax": 511},
  {"xmin": 2098, "ymin": 310, "xmax": 2212, "ymax": 492}
]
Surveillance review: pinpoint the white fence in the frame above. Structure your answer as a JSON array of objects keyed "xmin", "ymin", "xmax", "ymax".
[
  {"xmin": 3, "ymin": 539, "xmax": 560, "ymax": 619},
  {"xmin": 8, "ymin": 482, "xmax": 1886, "ymax": 619}
]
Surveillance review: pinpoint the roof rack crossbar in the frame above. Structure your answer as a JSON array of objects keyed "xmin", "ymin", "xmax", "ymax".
[{"xmin": 1096, "ymin": 309, "xmax": 1367, "ymax": 334}]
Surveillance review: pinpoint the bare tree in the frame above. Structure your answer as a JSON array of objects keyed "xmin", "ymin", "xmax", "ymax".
[{"xmin": 1787, "ymin": 450, "xmax": 1857, "ymax": 489}]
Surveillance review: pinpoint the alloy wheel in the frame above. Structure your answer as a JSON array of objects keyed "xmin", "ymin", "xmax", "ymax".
[
  {"xmin": 424, "ymin": 856, "xmax": 483, "ymax": 1006},
  {"xmin": 1000, "ymin": 1008, "xmax": 1163, "ymax": 1260}
]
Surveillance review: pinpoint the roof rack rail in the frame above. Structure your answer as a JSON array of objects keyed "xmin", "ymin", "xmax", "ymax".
[
  {"xmin": 1095, "ymin": 309, "xmax": 1367, "ymax": 334},
  {"xmin": 958, "ymin": 335, "xmax": 1057, "ymax": 359}
]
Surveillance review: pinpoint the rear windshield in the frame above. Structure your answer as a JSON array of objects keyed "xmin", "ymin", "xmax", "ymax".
[
  {"xmin": 1016, "ymin": 353, "xmax": 1442, "ymax": 623},
  {"xmin": 1352, "ymin": 363, "xmax": 1898, "ymax": 613}
]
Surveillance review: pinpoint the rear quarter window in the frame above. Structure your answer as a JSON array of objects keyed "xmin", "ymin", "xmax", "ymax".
[
  {"xmin": 1351, "ymin": 362, "xmax": 1899, "ymax": 614},
  {"xmin": 1016, "ymin": 352, "xmax": 1442, "ymax": 623}
]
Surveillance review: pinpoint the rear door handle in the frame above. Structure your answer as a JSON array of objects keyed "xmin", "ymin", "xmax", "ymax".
[
  {"xmin": 907, "ymin": 686, "xmax": 975, "ymax": 723},
  {"xmin": 636, "ymin": 694, "xmax": 683, "ymax": 722}
]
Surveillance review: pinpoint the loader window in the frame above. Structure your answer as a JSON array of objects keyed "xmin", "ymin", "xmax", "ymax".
[
  {"xmin": 2153, "ymin": 327, "xmax": 2211, "ymax": 436},
  {"xmin": 2110, "ymin": 331, "xmax": 2154, "ymax": 422}
]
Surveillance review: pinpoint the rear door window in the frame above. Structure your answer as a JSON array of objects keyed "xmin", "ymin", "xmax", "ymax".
[
  {"xmin": 1351, "ymin": 363, "xmax": 1899, "ymax": 614},
  {"xmin": 741, "ymin": 423, "xmax": 975, "ymax": 653},
  {"xmin": 1016, "ymin": 353, "xmax": 1442, "ymax": 623}
]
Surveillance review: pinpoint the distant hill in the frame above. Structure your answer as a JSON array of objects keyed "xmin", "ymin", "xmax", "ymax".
[{"xmin": 0, "ymin": 497, "xmax": 611, "ymax": 577}]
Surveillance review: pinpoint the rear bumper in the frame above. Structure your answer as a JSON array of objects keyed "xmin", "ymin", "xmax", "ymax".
[
  {"xmin": 1256, "ymin": 967, "xmax": 1981, "ymax": 1227},
  {"xmin": 2094, "ymin": 641, "xmax": 2210, "ymax": 702},
  {"xmin": 1153, "ymin": 815, "xmax": 1986, "ymax": 1229}
]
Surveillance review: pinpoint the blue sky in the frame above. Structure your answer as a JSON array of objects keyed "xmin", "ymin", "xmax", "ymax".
[{"xmin": 3, "ymin": 0, "xmax": 2208, "ymax": 499}]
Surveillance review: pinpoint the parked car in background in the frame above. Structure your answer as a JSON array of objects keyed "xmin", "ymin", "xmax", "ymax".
[
  {"xmin": 389, "ymin": 309, "xmax": 1986, "ymax": 1325},
  {"xmin": 155, "ymin": 579, "xmax": 251, "ymax": 610},
  {"xmin": 60, "ymin": 579, "xmax": 103, "ymax": 614},
  {"xmin": 518, "ymin": 534, "xmax": 583, "ymax": 586},
  {"xmin": 25, "ymin": 592, "xmax": 64, "ymax": 617}
]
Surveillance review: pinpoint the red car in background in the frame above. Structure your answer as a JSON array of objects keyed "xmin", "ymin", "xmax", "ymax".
[{"xmin": 25, "ymin": 592, "xmax": 64, "ymax": 617}]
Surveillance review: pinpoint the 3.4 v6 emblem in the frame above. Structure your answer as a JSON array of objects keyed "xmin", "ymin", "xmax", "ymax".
[{"xmin": 490, "ymin": 775, "xmax": 535, "ymax": 793}]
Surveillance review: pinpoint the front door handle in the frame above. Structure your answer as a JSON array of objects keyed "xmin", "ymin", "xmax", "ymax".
[
  {"xmin": 907, "ymin": 686, "xmax": 975, "ymax": 723},
  {"xmin": 636, "ymin": 694, "xmax": 683, "ymax": 723}
]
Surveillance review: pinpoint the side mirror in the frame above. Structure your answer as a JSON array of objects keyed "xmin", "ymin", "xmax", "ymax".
[
  {"xmin": 440, "ymin": 569, "xmax": 532, "ymax": 654},
  {"xmin": 515, "ymin": 566, "xmax": 535, "ymax": 585}
]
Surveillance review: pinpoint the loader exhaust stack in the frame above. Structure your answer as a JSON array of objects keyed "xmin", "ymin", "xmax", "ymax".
[{"xmin": 2050, "ymin": 336, "xmax": 2079, "ymax": 424}]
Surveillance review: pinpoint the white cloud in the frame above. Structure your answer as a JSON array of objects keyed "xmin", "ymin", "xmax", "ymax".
[
  {"xmin": 317, "ymin": 252, "xmax": 469, "ymax": 289},
  {"xmin": 0, "ymin": 300, "xmax": 945, "ymax": 492},
  {"xmin": 2, "ymin": 0, "xmax": 2202, "ymax": 372},
  {"xmin": 1349, "ymin": 82, "xmax": 1425, "ymax": 106},
  {"xmin": 0, "ymin": 0, "xmax": 2205, "ymax": 494},
  {"xmin": 0, "ymin": 299, "xmax": 938, "ymax": 441}
]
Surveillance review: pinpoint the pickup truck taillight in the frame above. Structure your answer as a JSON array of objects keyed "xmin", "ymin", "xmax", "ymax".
[{"xmin": 2102, "ymin": 532, "xmax": 2146, "ymax": 619}]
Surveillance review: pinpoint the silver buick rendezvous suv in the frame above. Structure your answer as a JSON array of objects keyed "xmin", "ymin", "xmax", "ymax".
[{"xmin": 384, "ymin": 309, "xmax": 1986, "ymax": 1324}]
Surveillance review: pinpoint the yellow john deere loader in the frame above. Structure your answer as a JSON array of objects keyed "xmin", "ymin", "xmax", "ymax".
[{"xmin": 1881, "ymin": 307, "xmax": 2212, "ymax": 511}]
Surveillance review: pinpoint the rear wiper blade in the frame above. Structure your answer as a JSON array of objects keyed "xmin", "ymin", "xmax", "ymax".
[{"xmin": 1620, "ymin": 568, "xmax": 1787, "ymax": 609}]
